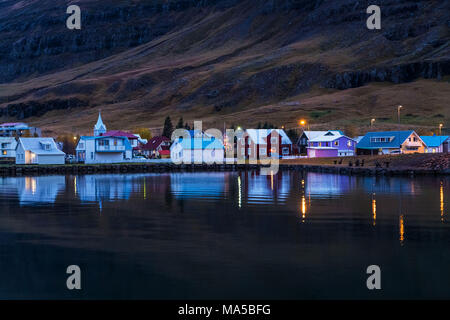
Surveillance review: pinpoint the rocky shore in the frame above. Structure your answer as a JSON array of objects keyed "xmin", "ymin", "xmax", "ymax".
[{"xmin": 0, "ymin": 163, "xmax": 448, "ymax": 177}]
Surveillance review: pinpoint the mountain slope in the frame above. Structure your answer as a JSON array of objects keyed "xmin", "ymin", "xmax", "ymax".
[{"xmin": 0, "ymin": 0, "xmax": 448, "ymax": 135}]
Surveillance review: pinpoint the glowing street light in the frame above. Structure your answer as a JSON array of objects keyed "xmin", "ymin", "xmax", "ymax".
[
  {"xmin": 397, "ymin": 105, "xmax": 403, "ymax": 124},
  {"xmin": 299, "ymin": 119, "xmax": 309, "ymax": 131},
  {"xmin": 371, "ymin": 118, "xmax": 376, "ymax": 127},
  {"xmin": 439, "ymin": 123, "xmax": 443, "ymax": 136}
]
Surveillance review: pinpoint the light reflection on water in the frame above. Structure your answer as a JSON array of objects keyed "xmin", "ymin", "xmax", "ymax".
[{"xmin": 0, "ymin": 171, "xmax": 448, "ymax": 299}]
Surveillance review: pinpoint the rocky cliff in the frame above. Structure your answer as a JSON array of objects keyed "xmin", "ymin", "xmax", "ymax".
[{"xmin": 0, "ymin": 0, "xmax": 448, "ymax": 132}]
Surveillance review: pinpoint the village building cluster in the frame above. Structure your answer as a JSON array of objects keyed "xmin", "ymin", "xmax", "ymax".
[{"xmin": 0, "ymin": 114, "xmax": 448, "ymax": 165}]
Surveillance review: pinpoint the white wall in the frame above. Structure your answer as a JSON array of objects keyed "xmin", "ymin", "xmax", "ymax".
[
  {"xmin": 85, "ymin": 152, "xmax": 125, "ymax": 164},
  {"xmin": 37, "ymin": 155, "xmax": 65, "ymax": 165},
  {"xmin": 15, "ymin": 143, "xmax": 25, "ymax": 164}
]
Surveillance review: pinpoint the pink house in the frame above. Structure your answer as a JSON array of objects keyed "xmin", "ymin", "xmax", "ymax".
[{"xmin": 307, "ymin": 132, "xmax": 356, "ymax": 158}]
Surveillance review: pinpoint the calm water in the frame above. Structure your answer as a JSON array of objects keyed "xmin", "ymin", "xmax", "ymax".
[{"xmin": 0, "ymin": 171, "xmax": 449, "ymax": 299}]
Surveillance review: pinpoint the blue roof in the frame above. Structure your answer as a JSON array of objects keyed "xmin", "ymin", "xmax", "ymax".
[
  {"xmin": 357, "ymin": 131, "xmax": 415, "ymax": 149},
  {"xmin": 179, "ymin": 138, "xmax": 224, "ymax": 150},
  {"xmin": 420, "ymin": 136, "xmax": 449, "ymax": 148}
]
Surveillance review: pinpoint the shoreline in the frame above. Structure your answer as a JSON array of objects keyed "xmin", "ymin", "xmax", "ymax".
[{"xmin": 0, "ymin": 162, "xmax": 449, "ymax": 177}]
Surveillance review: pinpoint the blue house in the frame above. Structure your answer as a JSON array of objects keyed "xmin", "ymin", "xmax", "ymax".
[
  {"xmin": 357, "ymin": 131, "xmax": 426, "ymax": 155},
  {"xmin": 170, "ymin": 138, "xmax": 224, "ymax": 164}
]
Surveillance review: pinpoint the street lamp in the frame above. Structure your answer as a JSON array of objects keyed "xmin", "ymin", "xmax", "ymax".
[
  {"xmin": 299, "ymin": 119, "xmax": 309, "ymax": 131},
  {"xmin": 371, "ymin": 118, "xmax": 376, "ymax": 127},
  {"xmin": 439, "ymin": 123, "xmax": 443, "ymax": 136},
  {"xmin": 397, "ymin": 105, "xmax": 403, "ymax": 124}
]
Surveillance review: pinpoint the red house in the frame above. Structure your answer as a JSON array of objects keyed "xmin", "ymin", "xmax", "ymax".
[
  {"xmin": 138, "ymin": 136, "xmax": 171, "ymax": 158},
  {"xmin": 239, "ymin": 129, "xmax": 293, "ymax": 159}
]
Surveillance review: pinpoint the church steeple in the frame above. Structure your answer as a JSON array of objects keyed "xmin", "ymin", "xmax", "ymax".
[{"xmin": 94, "ymin": 111, "xmax": 107, "ymax": 136}]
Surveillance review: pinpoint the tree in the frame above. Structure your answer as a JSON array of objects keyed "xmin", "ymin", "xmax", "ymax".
[
  {"xmin": 135, "ymin": 127, "xmax": 152, "ymax": 140},
  {"xmin": 162, "ymin": 116, "xmax": 174, "ymax": 138},
  {"xmin": 56, "ymin": 133, "xmax": 78, "ymax": 155},
  {"xmin": 286, "ymin": 129, "xmax": 299, "ymax": 143},
  {"xmin": 344, "ymin": 125, "xmax": 358, "ymax": 138},
  {"xmin": 176, "ymin": 117, "xmax": 184, "ymax": 129},
  {"xmin": 22, "ymin": 130, "xmax": 32, "ymax": 137}
]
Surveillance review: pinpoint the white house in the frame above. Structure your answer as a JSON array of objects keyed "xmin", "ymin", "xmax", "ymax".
[
  {"xmin": 0, "ymin": 137, "xmax": 17, "ymax": 159},
  {"xmin": 421, "ymin": 136, "xmax": 450, "ymax": 153},
  {"xmin": 171, "ymin": 138, "xmax": 224, "ymax": 164},
  {"xmin": 76, "ymin": 135, "xmax": 133, "ymax": 164},
  {"xmin": 15, "ymin": 138, "xmax": 65, "ymax": 165}
]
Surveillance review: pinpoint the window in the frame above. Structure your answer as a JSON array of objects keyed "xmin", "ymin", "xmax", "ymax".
[
  {"xmin": 347, "ymin": 141, "xmax": 352, "ymax": 147},
  {"xmin": 271, "ymin": 137, "xmax": 278, "ymax": 144},
  {"xmin": 241, "ymin": 139, "xmax": 245, "ymax": 146},
  {"xmin": 248, "ymin": 148, "xmax": 252, "ymax": 156},
  {"xmin": 2, "ymin": 150, "xmax": 6, "ymax": 155},
  {"xmin": 282, "ymin": 147, "xmax": 289, "ymax": 155},
  {"xmin": 79, "ymin": 143, "xmax": 84, "ymax": 149},
  {"xmin": 334, "ymin": 141, "xmax": 339, "ymax": 146},
  {"xmin": 91, "ymin": 152, "xmax": 94, "ymax": 159},
  {"xmin": 370, "ymin": 137, "xmax": 393, "ymax": 143},
  {"xmin": 260, "ymin": 148, "xmax": 266, "ymax": 155}
]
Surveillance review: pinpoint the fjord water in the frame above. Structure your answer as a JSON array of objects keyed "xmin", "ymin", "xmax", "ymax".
[{"xmin": 0, "ymin": 172, "xmax": 448, "ymax": 299}]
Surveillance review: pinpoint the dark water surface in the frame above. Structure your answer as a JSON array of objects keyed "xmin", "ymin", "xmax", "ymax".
[{"xmin": 0, "ymin": 171, "xmax": 449, "ymax": 299}]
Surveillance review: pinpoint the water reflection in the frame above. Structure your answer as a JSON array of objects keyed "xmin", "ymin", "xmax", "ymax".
[
  {"xmin": 399, "ymin": 214, "xmax": 405, "ymax": 245},
  {"xmin": 0, "ymin": 173, "xmax": 447, "ymax": 223},
  {"xmin": 441, "ymin": 181, "xmax": 445, "ymax": 222},
  {"xmin": 372, "ymin": 194, "xmax": 377, "ymax": 226},
  {"xmin": 0, "ymin": 172, "xmax": 449, "ymax": 299},
  {"xmin": 0, "ymin": 176, "xmax": 65, "ymax": 205}
]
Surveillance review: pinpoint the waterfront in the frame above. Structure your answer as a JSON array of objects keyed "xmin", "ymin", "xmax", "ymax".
[{"xmin": 0, "ymin": 172, "xmax": 449, "ymax": 299}]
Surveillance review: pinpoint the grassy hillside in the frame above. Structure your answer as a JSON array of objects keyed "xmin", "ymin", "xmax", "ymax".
[{"xmin": 0, "ymin": 0, "xmax": 448, "ymax": 136}]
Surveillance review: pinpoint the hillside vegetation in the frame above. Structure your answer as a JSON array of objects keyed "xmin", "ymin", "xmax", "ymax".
[{"xmin": 0, "ymin": 0, "xmax": 448, "ymax": 135}]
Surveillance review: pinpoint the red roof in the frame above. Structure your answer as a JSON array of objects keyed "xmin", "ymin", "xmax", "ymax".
[
  {"xmin": 102, "ymin": 130, "xmax": 138, "ymax": 139},
  {"xmin": 141, "ymin": 136, "xmax": 170, "ymax": 151}
]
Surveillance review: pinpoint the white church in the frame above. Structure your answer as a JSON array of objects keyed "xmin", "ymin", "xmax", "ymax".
[{"xmin": 76, "ymin": 113, "xmax": 133, "ymax": 164}]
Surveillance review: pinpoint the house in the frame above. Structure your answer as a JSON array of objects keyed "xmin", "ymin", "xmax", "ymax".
[
  {"xmin": 297, "ymin": 131, "xmax": 343, "ymax": 154},
  {"xmin": 307, "ymin": 132, "xmax": 356, "ymax": 158},
  {"xmin": 76, "ymin": 135, "xmax": 132, "ymax": 164},
  {"xmin": 102, "ymin": 130, "xmax": 140, "ymax": 148},
  {"xmin": 171, "ymin": 138, "xmax": 224, "ymax": 164},
  {"xmin": 15, "ymin": 138, "xmax": 65, "ymax": 165},
  {"xmin": 357, "ymin": 131, "xmax": 426, "ymax": 155},
  {"xmin": 0, "ymin": 122, "xmax": 41, "ymax": 137},
  {"xmin": 137, "ymin": 136, "xmax": 171, "ymax": 158},
  {"xmin": 241, "ymin": 129, "xmax": 293, "ymax": 159},
  {"xmin": 421, "ymin": 136, "xmax": 450, "ymax": 153},
  {"xmin": 0, "ymin": 137, "xmax": 17, "ymax": 159}
]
